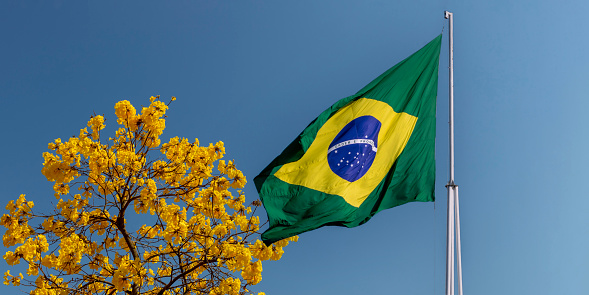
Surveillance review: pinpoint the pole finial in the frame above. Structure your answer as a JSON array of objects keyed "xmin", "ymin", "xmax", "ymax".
[{"xmin": 444, "ymin": 11, "xmax": 452, "ymax": 19}]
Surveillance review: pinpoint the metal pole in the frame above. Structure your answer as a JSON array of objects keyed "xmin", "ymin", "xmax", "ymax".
[
  {"xmin": 455, "ymin": 187, "xmax": 463, "ymax": 295},
  {"xmin": 446, "ymin": 10, "xmax": 455, "ymax": 183},
  {"xmin": 444, "ymin": 10, "xmax": 456, "ymax": 295},
  {"xmin": 445, "ymin": 185, "xmax": 455, "ymax": 295}
]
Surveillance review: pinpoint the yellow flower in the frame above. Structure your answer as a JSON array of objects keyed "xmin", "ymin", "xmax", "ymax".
[
  {"xmin": 3, "ymin": 270, "xmax": 10, "ymax": 286},
  {"xmin": 114, "ymin": 100, "xmax": 137, "ymax": 127},
  {"xmin": 87, "ymin": 115, "xmax": 105, "ymax": 139},
  {"xmin": 241, "ymin": 260, "xmax": 263, "ymax": 285}
]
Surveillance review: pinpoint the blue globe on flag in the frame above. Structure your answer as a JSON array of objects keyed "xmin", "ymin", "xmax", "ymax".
[{"xmin": 327, "ymin": 115, "xmax": 381, "ymax": 182}]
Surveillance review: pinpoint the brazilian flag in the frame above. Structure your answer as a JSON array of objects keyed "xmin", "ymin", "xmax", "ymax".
[{"xmin": 254, "ymin": 35, "xmax": 442, "ymax": 245}]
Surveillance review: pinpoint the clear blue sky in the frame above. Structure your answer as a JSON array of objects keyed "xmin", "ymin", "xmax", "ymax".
[{"xmin": 1, "ymin": 1, "xmax": 588, "ymax": 294}]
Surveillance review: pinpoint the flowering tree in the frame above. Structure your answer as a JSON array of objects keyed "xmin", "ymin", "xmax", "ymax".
[{"xmin": 1, "ymin": 96, "xmax": 296, "ymax": 295}]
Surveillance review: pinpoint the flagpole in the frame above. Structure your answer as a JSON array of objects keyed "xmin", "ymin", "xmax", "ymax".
[{"xmin": 444, "ymin": 10, "xmax": 463, "ymax": 295}]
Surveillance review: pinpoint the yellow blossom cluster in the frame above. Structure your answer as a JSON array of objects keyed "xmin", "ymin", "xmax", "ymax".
[
  {"xmin": 3, "ymin": 270, "xmax": 23, "ymax": 286},
  {"xmin": 2, "ymin": 96, "xmax": 295, "ymax": 295},
  {"xmin": 1, "ymin": 194, "xmax": 34, "ymax": 247}
]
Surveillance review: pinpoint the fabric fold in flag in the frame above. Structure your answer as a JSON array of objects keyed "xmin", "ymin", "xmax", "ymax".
[{"xmin": 254, "ymin": 34, "xmax": 442, "ymax": 245}]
